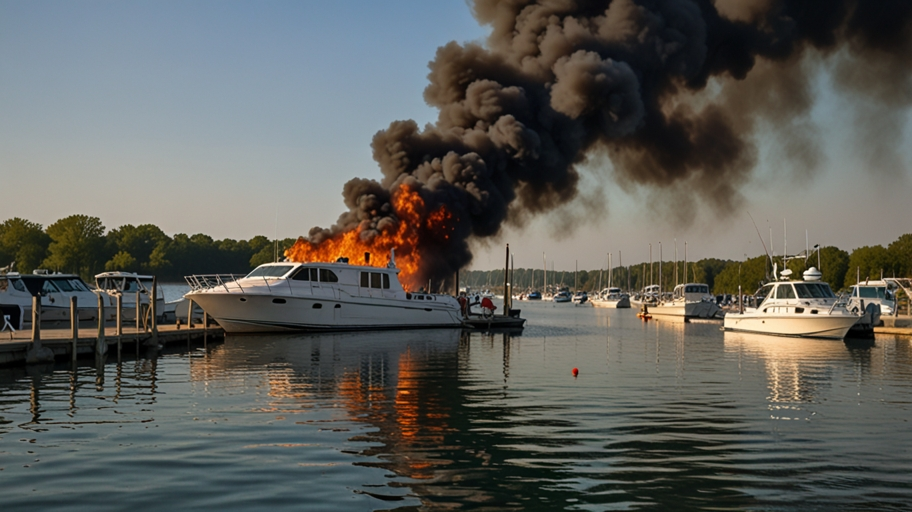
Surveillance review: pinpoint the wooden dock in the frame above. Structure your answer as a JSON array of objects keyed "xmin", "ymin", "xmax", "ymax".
[{"xmin": 0, "ymin": 321, "xmax": 224, "ymax": 367}]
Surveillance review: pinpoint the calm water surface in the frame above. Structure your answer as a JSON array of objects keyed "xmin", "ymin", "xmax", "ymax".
[{"xmin": 2, "ymin": 301, "xmax": 911, "ymax": 510}]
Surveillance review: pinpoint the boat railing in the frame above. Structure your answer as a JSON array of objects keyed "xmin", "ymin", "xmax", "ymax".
[{"xmin": 185, "ymin": 274, "xmax": 247, "ymax": 293}]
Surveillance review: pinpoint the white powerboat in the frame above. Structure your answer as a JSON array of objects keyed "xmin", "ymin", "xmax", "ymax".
[
  {"xmin": 846, "ymin": 280, "xmax": 895, "ymax": 317},
  {"xmin": 95, "ymin": 271, "xmax": 177, "ymax": 322},
  {"xmin": 630, "ymin": 284, "xmax": 660, "ymax": 307},
  {"xmin": 184, "ymin": 255, "xmax": 464, "ymax": 333},
  {"xmin": 552, "ymin": 290, "xmax": 571, "ymax": 303},
  {"xmin": 723, "ymin": 267, "xmax": 861, "ymax": 339},
  {"xmin": 2, "ymin": 272, "xmax": 105, "ymax": 322},
  {"xmin": 649, "ymin": 283, "xmax": 721, "ymax": 319},
  {"xmin": 572, "ymin": 291, "xmax": 589, "ymax": 304},
  {"xmin": 591, "ymin": 287, "xmax": 631, "ymax": 308}
]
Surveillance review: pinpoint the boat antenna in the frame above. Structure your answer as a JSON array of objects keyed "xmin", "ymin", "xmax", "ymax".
[{"xmin": 747, "ymin": 211, "xmax": 773, "ymax": 277}]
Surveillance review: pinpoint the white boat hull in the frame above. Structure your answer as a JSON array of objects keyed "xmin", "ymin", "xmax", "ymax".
[
  {"xmin": 188, "ymin": 291, "xmax": 464, "ymax": 333},
  {"xmin": 723, "ymin": 312, "xmax": 860, "ymax": 339},
  {"xmin": 649, "ymin": 301, "xmax": 720, "ymax": 319},
  {"xmin": 591, "ymin": 297, "xmax": 631, "ymax": 308}
]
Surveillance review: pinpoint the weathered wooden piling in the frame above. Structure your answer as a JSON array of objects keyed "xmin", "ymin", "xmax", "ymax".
[
  {"xmin": 70, "ymin": 296, "xmax": 78, "ymax": 363},
  {"xmin": 96, "ymin": 293, "xmax": 106, "ymax": 356}
]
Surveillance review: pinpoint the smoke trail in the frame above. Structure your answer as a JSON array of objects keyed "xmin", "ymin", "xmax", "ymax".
[{"xmin": 292, "ymin": 0, "xmax": 912, "ymax": 287}]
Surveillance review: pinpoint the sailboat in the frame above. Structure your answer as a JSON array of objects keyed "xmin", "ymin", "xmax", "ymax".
[{"xmin": 591, "ymin": 252, "xmax": 631, "ymax": 308}]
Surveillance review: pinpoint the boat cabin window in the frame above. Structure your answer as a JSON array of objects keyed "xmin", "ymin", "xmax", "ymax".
[
  {"xmin": 41, "ymin": 280, "xmax": 60, "ymax": 294},
  {"xmin": 122, "ymin": 279, "xmax": 140, "ymax": 293},
  {"xmin": 360, "ymin": 271, "xmax": 391, "ymax": 289},
  {"xmin": 756, "ymin": 284, "xmax": 775, "ymax": 303},
  {"xmin": 856, "ymin": 286, "xmax": 886, "ymax": 299},
  {"xmin": 11, "ymin": 278, "xmax": 25, "ymax": 293},
  {"xmin": 775, "ymin": 284, "xmax": 796, "ymax": 299},
  {"xmin": 291, "ymin": 267, "xmax": 313, "ymax": 281},
  {"xmin": 794, "ymin": 283, "xmax": 830, "ymax": 298},
  {"xmin": 247, "ymin": 265, "xmax": 294, "ymax": 278},
  {"xmin": 51, "ymin": 278, "xmax": 76, "ymax": 292},
  {"xmin": 319, "ymin": 269, "xmax": 338, "ymax": 283}
]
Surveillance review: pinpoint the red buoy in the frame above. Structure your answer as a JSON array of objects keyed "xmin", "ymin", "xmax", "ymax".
[{"xmin": 572, "ymin": 367, "xmax": 579, "ymax": 377}]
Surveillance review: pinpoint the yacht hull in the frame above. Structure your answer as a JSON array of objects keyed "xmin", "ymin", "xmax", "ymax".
[
  {"xmin": 649, "ymin": 301, "xmax": 720, "ymax": 319},
  {"xmin": 591, "ymin": 297, "xmax": 631, "ymax": 308},
  {"xmin": 723, "ymin": 313, "xmax": 859, "ymax": 339},
  {"xmin": 188, "ymin": 292, "xmax": 464, "ymax": 334}
]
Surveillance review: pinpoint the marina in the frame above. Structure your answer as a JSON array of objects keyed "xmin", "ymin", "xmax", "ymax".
[{"xmin": 2, "ymin": 301, "xmax": 911, "ymax": 510}]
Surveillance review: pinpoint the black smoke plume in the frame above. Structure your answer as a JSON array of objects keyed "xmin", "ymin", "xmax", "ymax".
[{"xmin": 302, "ymin": 0, "xmax": 912, "ymax": 287}]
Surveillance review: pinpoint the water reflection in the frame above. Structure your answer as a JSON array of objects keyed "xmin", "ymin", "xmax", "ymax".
[{"xmin": 2, "ymin": 314, "xmax": 911, "ymax": 511}]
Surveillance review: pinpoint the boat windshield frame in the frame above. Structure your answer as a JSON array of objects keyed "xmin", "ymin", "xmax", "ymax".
[
  {"xmin": 246, "ymin": 265, "xmax": 295, "ymax": 279},
  {"xmin": 793, "ymin": 282, "xmax": 836, "ymax": 299},
  {"xmin": 852, "ymin": 285, "xmax": 887, "ymax": 300}
]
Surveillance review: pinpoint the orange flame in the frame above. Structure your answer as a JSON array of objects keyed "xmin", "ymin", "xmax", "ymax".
[{"xmin": 284, "ymin": 186, "xmax": 454, "ymax": 290}]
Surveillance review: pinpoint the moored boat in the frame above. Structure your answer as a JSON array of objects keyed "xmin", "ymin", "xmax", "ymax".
[
  {"xmin": 552, "ymin": 290, "xmax": 571, "ymax": 303},
  {"xmin": 650, "ymin": 283, "xmax": 721, "ymax": 319},
  {"xmin": 184, "ymin": 254, "xmax": 463, "ymax": 333},
  {"xmin": 95, "ymin": 271, "xmax": 176, "ymax": 322},
  {"xmin": 723, "ymin": 267, "xmax": 861, "ymax": 339},
  {"xmin": 2, "ymin": 271, "xmax": 103, "ymax": 323},
  {"xmin": 591, "ymin": 287, "xmax": 631, "ymax": 308}
]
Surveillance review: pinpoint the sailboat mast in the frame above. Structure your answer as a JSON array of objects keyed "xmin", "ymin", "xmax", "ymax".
[{"xmin": 503, "ymin": 244, "xmax": 510, "ymax": 315}]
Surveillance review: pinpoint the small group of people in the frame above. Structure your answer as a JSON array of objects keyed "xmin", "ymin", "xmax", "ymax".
[{"xmin": 457, "ymin": 292, "xmax": 496, "ymax": 318}]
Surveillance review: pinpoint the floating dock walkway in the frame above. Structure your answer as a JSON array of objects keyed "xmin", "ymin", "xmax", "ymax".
[{"xmin": 0, "ymin": 321, "xmax": 224, "ymax": 367}]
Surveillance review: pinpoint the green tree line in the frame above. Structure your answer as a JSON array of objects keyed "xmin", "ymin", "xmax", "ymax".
[
  {"xmin": 1, "ymin": 215, "xmax": 909, "ymax": 292},
  {"xmin": 0, "ymin": 215, "xmax": 298, "ymax": 282}
]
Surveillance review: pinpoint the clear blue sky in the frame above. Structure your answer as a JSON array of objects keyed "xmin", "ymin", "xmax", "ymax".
[{"xmin": 2, "ymin": 0, "xmax": 910, "ymax": 271}]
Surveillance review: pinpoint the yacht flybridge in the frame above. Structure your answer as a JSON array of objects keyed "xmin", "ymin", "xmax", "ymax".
[
  {"xmin": 723, "ymin": 267, "xmax": 861, "ymax": 339},
  {"xmin": 184, "ymin": 254, "xmax": 463, "ymax": 334}
]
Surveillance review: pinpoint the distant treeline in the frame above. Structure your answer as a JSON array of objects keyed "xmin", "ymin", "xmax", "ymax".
[
  {"xmin": 0, "ymin": 215, "xmax": 299, "ymax": 283},
  {"xmin": 1, "ymin": 215, "xmax": 910, "ymax": 293}
]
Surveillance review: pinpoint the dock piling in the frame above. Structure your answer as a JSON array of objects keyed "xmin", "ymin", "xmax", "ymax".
[
  {"xmin": 71, "ymin": 296, "xmax": 78, "ymax": 363},
  {"xmin": 96, "ymin": 293, "xmax": 106, "ymax": 356},
  {"xmin": 135, "ymin": 291, "xmax": 141, "ymax": 332},
  {"xmin": 31, "ymin": 296, "xmax": 40, "ymax": 342},
  {"xmin": 26, "ymin": 297, "xmax": 53, "ymax": 364},
  {"xmin": 116, "ymin": 294, "xmax": 123, "ymax": 337}
]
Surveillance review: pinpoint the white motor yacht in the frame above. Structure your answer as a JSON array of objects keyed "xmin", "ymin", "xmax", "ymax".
[
  {"xmin": 649, "ymin": 283, "xmax": 721, "ymax": 319},
  {"xmin": 95, "ymin": 271, "xmax": 177, "ymax": 322},
  {"xmin": 184, "ymin": 256, "xmax": 464, "ymax": 333},
  {"xmin": 1, "ymin": 272, "xmax": 103, "ymax": 323},
  {"xmin": 591, "ymin": 287, "xmax": 631, "ymax": 308},
  {"xmin": 723, "ymin": 267, "xmax": 861, "ymax": 339},
  {"xmin": 630, "ymin": 284, "xmax": 660, "ymax": 307},
  {"xmin": 846, "ymin": 280, "xmax": 895, "ymax": 317}
]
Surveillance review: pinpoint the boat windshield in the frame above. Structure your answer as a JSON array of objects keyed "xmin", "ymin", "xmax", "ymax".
[
  {"xmin": 756, "ymin": 284, "xmax": 775, "ymax": 303},
  {"xmin": 247, "ymin": 265, "xmax": 294, "ymax": 278},
  {"xmin": 794, "ymin": 283, "xmax": 836, "ymax": 299},
  {"xmin": 854, "ymin": 286, "xmax": 887, "ymax": 299},
  {"xmin": 49, "ymin": 278, "xmax": 90, "ymax": 292}
]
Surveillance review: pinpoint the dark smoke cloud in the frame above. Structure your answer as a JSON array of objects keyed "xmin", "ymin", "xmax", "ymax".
[{"xmin": 306, "ymin": 0, "xmax": 912, "ymax": 287}]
